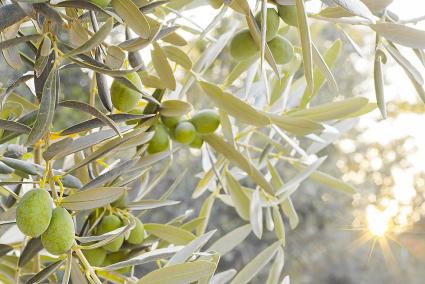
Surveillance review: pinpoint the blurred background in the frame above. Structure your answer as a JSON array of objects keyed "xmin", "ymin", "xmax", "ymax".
[{"xmin": 1, "ymin": 0, "xmax": 424, "ymax": 283}]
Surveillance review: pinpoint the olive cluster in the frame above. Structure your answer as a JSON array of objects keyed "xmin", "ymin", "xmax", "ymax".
[
  {"xmin": 16, "ymin": 189, "xmax": 74, "ymax": 255},
  {"xmin": 147, "ymin": 110, "xmax": 221, "ymax": 154},
  {"xmin": 229, "ymin": 7, "xmax": 296, "ymax": 64},
  {"xmin": 83, "ymin": 209, "xmax": 144, "ymax": 270}
]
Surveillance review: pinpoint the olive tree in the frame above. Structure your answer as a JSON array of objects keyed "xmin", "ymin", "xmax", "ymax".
[{"xmin": 0, "ymin": 0, "xmax": 424, "ymax": 283}]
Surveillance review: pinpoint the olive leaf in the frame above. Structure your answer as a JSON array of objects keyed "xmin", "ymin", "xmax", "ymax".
[
  {"xmin": 25, "ymin": 259, "xmax": 66, "ymax": 284},
  {"xmin": 329, "ymin": 0, "xmax": 376, "ymax": 22},
  {"xmin": 26, "ymin": 67, "xmax": 57, "ymax": 145},
  {"xmin": 0, "ymin": 35, "xmax": 41, "ymax": 51},
  {"xmin": 265, "ymin": 247, "xmax": 285, "ymax": 284},
  {"xmin": 126, "ymin": 199, "xmax": 180, "ymax": 210},
  {"xmin": 101, "ymin": 247, "xmax": 182, "ymax": 271},
  {"xmin": 0, "ymin": 4, "xmax": 27, "ymax": 32},
  {"xmin": 162, "ymin": 45, "xmax": 193, "ymax": 70},
  {"xmin": 205, "ymin": 134, "xmax": 274, "ymax": 194},
  {"xmin": 224, "ymin": 171, "xmax": 251, "ymax": 220},
  {"xmin": 160, "ymin": 100, "xmax": 192, "ymax": 117},
  {"xmin": 295, "ymin": 0, "xmax": 314, "ymax": 94},
  {"xmin": 18, "ymin": 238, "xmax": 43, "ymax": 267},
  {"xmin": 0, "ymin": 119, "xmax": 31, "ymax": 134},
  {"xmin": 199, "ymin": 81, "xmax": 269, "ymax": 127},
  {"xmin": 374, "ymin": 47, "xmax": 387, "ymax": 119},
  {"xmin": 58, "ymin": 100, "xmax": 121, "ymax": 137},
  {"xmin": 111, "ymin": 0, "xmax": 151, "ymax": 39},
  {"xmin": 151, "ymin": 42, "xmax": 177, "ymax": 90},
  {"xmin": 166, "ymin": 230, "xmax": 216, "ymax": 266},
  {"xmin": 230, "ymin": 241, "xmax": 280, "ymax": 284},
  {"xmin": 61, "ymin": 187, "xmax": 126, "ymax": 211},
  {"xmin": 208, "ymin": 224, "xmax": 252, "ymax": 255},
  {"xmin": 0, "ymin": 244, "xmax": 13, "ymax": 257},
  {"xmin": 144, "ymin": 223, "xmax": 196, "ymax": 245},
  {"xmin": 66, "ymin": 17, "xmax": 114, "ymax": 57},
  {"xmin": 371, "ymin": 23, "xmax": 425, "ymax": 50},
  {"xmin": 137, "ymin": 261, "xmax": 217, "ymax": 284}
]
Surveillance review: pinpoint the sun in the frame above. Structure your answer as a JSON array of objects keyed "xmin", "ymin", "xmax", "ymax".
[{"xmin": 366, "ymin": 205, "xmax": 390, "ymax": 237}]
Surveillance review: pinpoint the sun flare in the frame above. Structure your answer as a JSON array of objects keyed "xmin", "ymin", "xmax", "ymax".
[{"xmin": 366, "ymin": 206, "xmax": 390, "ymax": 237}]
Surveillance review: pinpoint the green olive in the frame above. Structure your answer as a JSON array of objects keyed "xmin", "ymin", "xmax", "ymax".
[
  {"xmin": 41, "ymin": 207, "xmax": 75, "ymax": 255},
  {"xmin": 16, "ymin": 189, "xmax": 52, "ymax": 237},
  {"xmin": 191, "ymin": 110, "xmax": 220, "ymax": 134},
  {"xmin": 268, "ymin": 36, "xmax": 294, "ymax": 65},
  {"xmin": 190, "ymin": 135, "xmax": 204, "ymax": 149},
  {"xmin": 83, "ymin": 248, "xmax": 107, "ymax": 267},
  {"xmin": 147, "ymin": 124, "xmax": 169, "ymax": 154},
  {"xmin": 102, "ymin": 251, "xmax": 131, "ymax": 273},
  {"xmin": 173, "ymin": 121, "xmax": 196, "ymax": 144},
  {"xmin": 111, "ymin": 72, "xmax": 143, "ymax": 112},
  {"xmin": 229, "ymin": 30, "xmax": 258, "ymax": 61},
  {"xmin": 161, "ymin": 116, "xmax": 182, "ymax": 129},
  {"xmin": 255, "ymin": 8, "xmax": 280, "ymax": 41},
  {"xmin": 97, "ymin": 215, "xmax": 124, "ymax": 252},
  {"xmin": 208, "ymin": 0, "xmax": 223, "ymax": 9},
  {"xmin": 277, "ymin": 5, "xmax": 298, "ymax": 27},
  {"xmin": 127, "ymin": 217, "xmax": 145, "ymax": 245},
  {"xmin": 88, "ymin": 0, "xmax": 110, "ymax": 8}
]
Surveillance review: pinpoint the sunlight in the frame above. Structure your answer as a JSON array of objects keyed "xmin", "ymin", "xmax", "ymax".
[{"xmin": 366, "ymin": 205, "xmax": 390, "ymax": 237}]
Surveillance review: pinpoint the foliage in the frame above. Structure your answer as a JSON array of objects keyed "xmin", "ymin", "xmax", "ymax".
[{"xmin": 0, "ymin": 0, "xmax": 424, "ymax": 283}]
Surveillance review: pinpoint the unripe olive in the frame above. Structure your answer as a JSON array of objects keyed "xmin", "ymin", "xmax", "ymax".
[
  {"xmin": 229, "ymin": 30, "xmax": 258, "ymax": 61},
  {"xmin": 190, "ymin": 135, "xmax": 204, "ymax": 149},
  {"xmin": 161, "ymin": 116, "xmax": 181, "ymax": 129},
  {"xmin": 41, "ymin": 207, "xmax": 75, "ymax": 255},
  {"xmin": 127, "ymin": 217, "xmax": 145, "ymax": 245},
  {"xmin": 102, "ymin": 251, "xmax": 131, "ymax": 273},
  {"xmin": 83, "ymin": 248, "xmax": 107, "ymax": 267},
  {"xmin": 191, "ymin": 110, "xmax": 220, "ymax": 134},
  {"xmin": 147, "ymin": 124, "xmax": 169, "ymax": 154},
  {"xmin": 255, "ymin": 8, "xmax": 280, "ymax": 41},
  {"xmin": 88, "ymin": 0, "xmax": 110, "ymax": 7},
  {"xmin": 277, "ymin": 5, "xmax": 298, "ymax": 27},
  {"xmin": 268, "ymin": 36, "xmax": 294, "ymax": 65},
  {"xmin": 111, "ymin": 72, "xmax": 143, "ymax": 112},
  {"xmin": 16, "ymin": 189, "xmax": 52, "ymax": 237},
  {"xmin": 208, "ymin": 0, "xmax": 223, "ymax": 9},
  {"xmin": 97, "ymin": 215, "xmax": 124, "ymax": 252},
  {"xmin": 173, "ymin": 121, "xmax": 196, "ymax": 144}
]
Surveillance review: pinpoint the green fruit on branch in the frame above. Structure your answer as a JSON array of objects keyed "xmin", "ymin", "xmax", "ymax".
[
  {"xmin": 229, "ymin": 30, "xmax": 258, "ymax": 60},
  {"xmin": 147, "ymin": 124, "xmax": 170, "ymax": 154},
  {"xmin": 102, "ymin": 251, "xmax": 131, "ymax": 273},
  {"xmin": 127, "ymin": 217, "xmax": 145, "ymax": 245},
  {"xmin": 277, "ymin": 5, "xmax": 298, "ymax": 27},
  {"xmin": 268, "ymin": 36, "xmax": 294, "ymax": 65},
  {"xmin": 88, "ymin": 0, "xmax": 110, "ymax": 8},
  {"xmin": 41, "ymin": 207, "xmax": 75, "ymax": 255},
  {"xmin": 173, "ymin": 121, "xmax": 196, "ymax": 144},
  {"xmin": 208, "ymin": 0, "xmax": 223, "ymax": 9},
  {"xmin": 191, "ymin": 110, "xmax": 220, "ymax": 134},
  {"xmin": 255, "ymin": 8, "xmax": 280, "ymax": 41},
  {"xmin": 110, "ymin": 72, "xmax": 143, "ymax": 112},
  {"xmin": 97, "ymin": 215, "xmax": 124, "ymax": 252},
  {"xmin": 161, "ymin": 116, "xmax": 182, "ymax": 129},
  {"xmin": 190, "ymin": 135, "xmax": 204, "ymax": 149},
  {"xmin": 16, "ymin": 189, "xmax": 52, "ymax": 237},
  {"xmin": 83, "ymin": 248, "xmax": 107, "ymax": 267}
]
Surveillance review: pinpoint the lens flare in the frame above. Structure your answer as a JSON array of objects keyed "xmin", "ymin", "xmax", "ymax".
[{"xmin": 366, "ymin": 206, "xmax": 390, "ymax": 237}]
